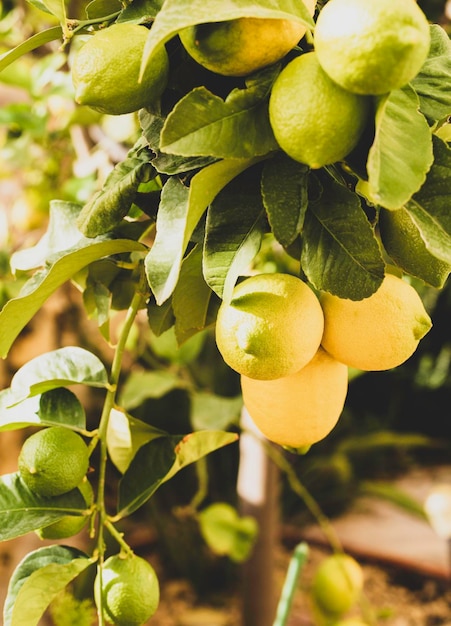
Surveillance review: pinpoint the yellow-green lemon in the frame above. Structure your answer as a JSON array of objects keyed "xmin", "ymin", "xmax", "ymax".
[
  {"xmin": 314, "ymin": 0, "xmax": 431, "ymax": 95},
  {"xmin": 71, "ymin": 23, "xmax": 169, "ymax": 115},
  {"xmin": 178, "ymin": 3, "xmax": 316, "ymax": 77},
  {"xmin": 269, "ymin": 52, "xmax": 370, "ymax": 168},
  {"xmin": 36, "ymin": 477, "xmax": 93, "ymax": 540},
  {"xmin": 241, "ymin": 347, "xmax": 348, "ymax": 449},
  {"xmin": 320, "ymin": 273, "xmax": 432, "ymax": 371},
  {"xmin": 18, "ymin": 426, "xmax": 90, "ymax": 497},
  {"xmin": 215, "ymin": 273, "xmax": 324, "ymax": 380},
  {"xmin": 94, "ymin": 553, "xmax": 160, "ymax": 626},
  {"xmin": 311, "ymin": 553, "xmax": 364, "ymax": 617}
]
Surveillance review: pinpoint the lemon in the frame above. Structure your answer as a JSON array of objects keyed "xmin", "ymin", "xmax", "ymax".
[
  {"xmin": 269, "ymin": 52, "xmax": 370, "ymax": 168},
  {"xmin": 314, "ymin": 0, "xmax": 431, "ymax": 95},
  {"xmin": 94, "ymin": 553, "xmax": 160, "ymax": 626},
  {"xmin": 19, "ymin": 426, "xmax": 90, "ymax": 497},
  {"xmin": 320, "ymin": 273, "xmax": 432, "ymax": 371},
  {"xmin": 178, "ymin": 3, "xmax": 316, "ymax": 77},
  {"xmin": 36, "ymin": 477, "xmax": 93, "ymax": 540},
  {"xmin": 215, "ymin": 273, "xmax": 324, "ymax": 380},
  {"xmin": 241, "ymin": 347, "xmax": 348, "ymax": 449},
  {"xmin": 71, "ymin": 23, "xmax": 169, "ymax": 115},
  {"xmin": 311, "ymin": 554, "xmax": 364, "ymax": 617},
  {"xmin": 332, "ymin": 621, "xmax": 369, "ymax": 626},
  {"xmin": 379, "ymin": 207, "xmax": 450, "ymax": 289}
]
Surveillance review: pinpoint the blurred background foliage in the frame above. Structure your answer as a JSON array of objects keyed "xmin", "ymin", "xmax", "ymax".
[{"xmin": 1, "ymin": 0, "xmax": 451, "ymax": 592}]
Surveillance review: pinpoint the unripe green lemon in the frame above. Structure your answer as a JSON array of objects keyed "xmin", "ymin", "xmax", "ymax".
[
  {"xmin": 215, "ymin": 273, "xmax": 324, "ymax": 380},
  {"xmin": 314, "ymin": 0, "xmax": 431, "ymax": 95},
  {"xmin": 320, "ymin": 273, "xmax": 432, "ymax": 371},
  {"xmin": 71, "ymin": 23, "xmax": 169, "ymax": 115},
  {"xmin": 19, "ymin": 426, "xmax": 90, "ymax": 497},
  {"xmin": 269, "ymin": 52, "xmax": 370, "ymax": 168},
  {"xmin": 179, "ymin": 4, "xmax": 316, "ymax": 77},
  {"xmin": 36, "ymin": 477, "xmax": 93, "ymax": 540},
  {"xmin": 311, "ymin": 554, "xmax": 364, "ymax": 617},
  {"xmin": 379, "ymin": 207, "xmax": 450, "ymax": 289},
  {"xmin": 94, "ymin": 554, "xmax": 160, "ymax": 626},
  {"xmin": 241, "ymin": 347, "xmax": 348, "ymax": 449}
]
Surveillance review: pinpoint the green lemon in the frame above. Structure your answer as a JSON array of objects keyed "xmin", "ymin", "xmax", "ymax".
[
  {"xmin": 94, "ymin": 554, "xmax": 160, "ymax": 626},
  {"xmin": 36, "ymin": 477, "xmax": 93, "ymax": 540},
  {"xmin": 215, "ymin": 273, "xmax": 324, "ymax": 380},
  {"xmin": 71, "ymin": 23, "xmax": 169, "ymax": 115},
  {"xmin": 178, "ymin": 4, "xmax": 316, "ymax": 77},
  {"xmin": 19, "ymin": 426, "xmax": 90, "ymax": 497},
  {"xmin": 314, "ymin": 0, "xmax": 431, "ymax": 95},
  {"xmin": 379, "ymin": 207, "xmax": 450, "ymax": 289},
  {"xmin": 269, "ymin": 52, "xmax": 370, "ymax": 168},
  {"xmin": 311, "ymin": 554, "xmax": 364, "ymax": 617}
]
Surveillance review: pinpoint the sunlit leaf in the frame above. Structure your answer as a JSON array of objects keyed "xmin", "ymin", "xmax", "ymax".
[{"xmin": 198, "ymin": 502, "xmax": 258, "ymax": 562}]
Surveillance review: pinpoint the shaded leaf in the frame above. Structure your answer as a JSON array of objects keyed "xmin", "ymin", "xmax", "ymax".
[
  {"xmin": 360, "ymin": 481, "xmax": 428, "ymax": 520},
  {"xmin": 119, "ymin": 370, "xmax": 183, "ymax": 411},
  {"xmin": 301, "ymin": 176, "xmax": 385, "ymax": 299},
  {"xmin": 366, "ymin": 85, "xmax": 433, "ymax": 210},
  {"xmin": 190, "ymin": 392, "xmax": 242, "ymax": 431},
  {"xmin": 3, "ymin": 545, "xmax": 93, "ymax": 626},
  {"xmin": 198, "ymin": 502, "xmax": 258, "ymax": 562}
]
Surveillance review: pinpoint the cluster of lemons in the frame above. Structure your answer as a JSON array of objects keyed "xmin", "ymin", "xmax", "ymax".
[{"xmin": 215, "ymin": 272, "xmax": 431, "ymax": 451}]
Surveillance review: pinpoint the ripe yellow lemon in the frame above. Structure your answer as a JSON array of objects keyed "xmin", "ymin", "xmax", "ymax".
[
  {"xmin": 36, "ymin": 477, "xmax": 93, "ymax": 540},
  {"xmin": 269, "ymin": 52, "xmax": 370, "ymax": 168},
  {"xmin": 311, "ymin": 553, "xmax": 364, "ymax": 617},
  {"xmin": 178, "ymin": 3, "xmax": 316, "ymax": 77},
  {"xmin": 241, "ymin": 347, "xmax": 348, "ymax": 449},
  {"xmin": 314, "ymin": 0, "xmax": 431, "ymax": 95},
  {"xmin": 18, "ymin": 426, "xmax": 90, "ymax": 497},
  {"xmin": 71, "ymin": 23, "xmax": 169, "ymax": 115},
  {"xmin": 94, "ymin": 553, "xmax": 160, "ymax": 626},
  {"xmin": 320, "ymin": 273, "xmax": 432, "ymax": 371},
  {"xmin": 379, "ymin": 207, "xmax": 451, "ymax": 289},
  {"xmin": 215, "ymin": 273, "xmax": 324, "ymax": 380}
]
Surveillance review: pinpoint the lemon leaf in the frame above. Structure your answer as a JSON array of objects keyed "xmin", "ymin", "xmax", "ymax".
[
  {"xmin": 198, "ymin": 503, "xmax": 258, "ymax": 562},
  {"xmin": 367, "ymin": 85, "xmax": 434, "ymax": 210},
  {"xmin": 3, "ymin": 545, "xmax": 93, "ymax": 626},
  {"xmin": 203, "ymin": 169, "xmax": 266, "ymax": 301},
  {"xmin": 160, "ymin": 68, "xmax": 279, "ymax": 159},
  {"xmin": 302, "ymin": 175, "xmax": 384, "ymax": 300},
  {"xmin": 411, "ymin": 24, "xmax": 451, "ymax": 125},
  {"xmin": 405, "ymin": 135, "xmax": 451, "ymax": 265}
]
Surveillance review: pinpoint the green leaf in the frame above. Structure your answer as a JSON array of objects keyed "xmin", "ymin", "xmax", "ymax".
[
  {"xmin": 198, "ymin": 502, "xmax": 258, "ymax": 562},
  {"xmin": 302, "ymin": 176, "xmax": 385, "ymax": 299},
  {"xmin": 360, "ymin": 481, "xmax": 428, "ymax": 520},
  {"xmin": 119, "ymin": 370, "xmax": 183, "ymax": 411},
  {"xmin": 190, "ymin": 392, "xmax": 242, "ymax": 431},
  {"xmin": 405, "ymin": 136, "xmax": 451, "ymax": 265},
  {"xmin": 116, "ymin": 0, "xmax": 162, "ymax": 21},
  {"xmin": 0, "ymin": 388, "xmax": 86, "ymax": 432},
  {"xmin": 3, "ymin": 545, "xmax": 93, "ymax": 626},
  {"xmin": 203, "ymin": 169, "xmax": 266, "ymax": 301},
  {"xmin": 145, "ymin": 157, "xmax": 259, "ymax": 305},
  {"xmin": 0, "ymin": 473, "xmax": 87, "ymax": 542},
  {"xmin": 0, "ymin": 27, "xmax": 63, "ymax": 72},
  {"xmin": 141, "ymin": 0, "xmax": 315, "ymax": 75},
  {"xmin": 147, "ymin": 296, "xmax": 175, "ymax": 336},
  {"xmin": 0, "ymin": 238, "xmax": 147, "ymax": 358},
  {"xmin": 366, "ymin": 85, "xmax": 434, "ymax": 210},
  {"xmin": 106, "ymin": 408, "xmax": 168, "ymax": 474},
  {"xmin": 411, "ymin": 24, "xmax": 451, "ymax": 125},
  {"xmin": 38, "ymin": 0, "xmax": 66, "ymax": 21},
  {"xmin": 77, "ymin": 141, "xmax": 156, "ymax": 237},
  {"xmin": 261, "ymin": 153, "xmax": 309, "ymax": 247},
  {"xmin": 160, "ymin": 67, "xmax": 279, "ymax": 159},
  {"xmin": 172, "ymin": 245, "xmax": 216, "ymax": 344},
  {"xmin": 8, "ymin": 347, "xmax": 108, "ymax": 403}
]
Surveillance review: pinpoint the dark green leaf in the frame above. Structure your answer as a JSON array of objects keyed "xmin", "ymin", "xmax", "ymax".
[
  {"xmin": 0, "ymin": 473, "xmax": 87, "ymax": 541},
  {"xmin": 302, "ymin": 176, "xmax": 385, "ymax": 299},
  {"xmin": 261, "ymin": 153, "xmax": 309, "ymax": 247},
  {"xmin": 147, "ymin": 296, "xmax": 175, "ymax": 336},
  {"xmin": 3, "ymin": 545, "xmax": 93, "ymax": 626}
]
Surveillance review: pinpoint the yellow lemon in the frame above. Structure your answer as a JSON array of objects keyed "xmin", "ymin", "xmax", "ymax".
[
  {"xmin": 215, "ymin": 273, "xmax": 324, "ymax": 380},
  {"xmin": 314, "ymin": 0, "xmax": 431, "ymax": 95},
  {"xmin": 311, "ymin": 553, "xmax": 364, "ymax": 617},
  {"xmin": 94, "ymin": 554, "xmax": 160, "ymax": 626},
  {"xmin": 241, "ymin": 347, "xmax": 348, "ymax": 449},
  {"xmin": 178, "ymin": 2, "xmax": 316, "ymax": 77},
  {"xmin": 269, "ymin": 52, "xmax": 370, "ymax": 168},
  {"xmin": 320, "ymin": 273, "xmax": 432, "ymax": 371},
  {"xmin": 18, "ymin": 426, "xmax": 90, "ymax": 497},
  {"xmin": 71, "ymin": 23, "xmax": 169, "ymax": 115}
]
